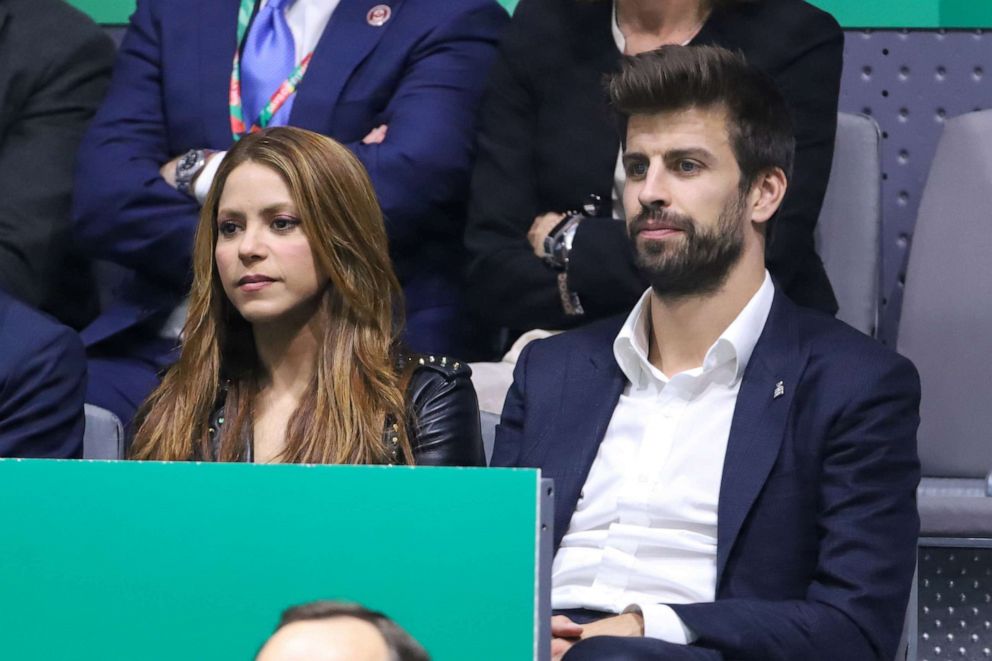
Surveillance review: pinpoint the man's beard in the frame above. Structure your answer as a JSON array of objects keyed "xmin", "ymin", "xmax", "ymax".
[{"xmin": 628, "ymin": 193, "xmax": 747, "ymax": 299}]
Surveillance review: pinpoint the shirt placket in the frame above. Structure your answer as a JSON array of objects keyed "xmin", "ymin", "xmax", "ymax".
[{"xmin": 592, "ymin": 385, "xmax": 686, "ymax": 605}]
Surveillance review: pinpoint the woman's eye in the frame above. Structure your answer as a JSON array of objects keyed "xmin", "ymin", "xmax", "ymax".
[
  {"xmin": 218, "ymin": 220, "xmax": 240, "ymax": 236},
  {"xmin": 271, "ymin": 216, "xmax": 300, "ymax": 232}
]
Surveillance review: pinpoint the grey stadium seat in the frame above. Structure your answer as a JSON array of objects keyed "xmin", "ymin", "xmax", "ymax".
[
  {"xmin": 815, "ymin": 112, "xmax": 882, "ymax": 336},
  {"xmin": 896, "ymin": 109, "xmax": 992, "ymax": 660},
  {"xmin": 83, "ymin": 403, "xmax": 125, "ymax": 460}
]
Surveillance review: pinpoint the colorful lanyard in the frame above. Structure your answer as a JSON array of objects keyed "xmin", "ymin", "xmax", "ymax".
[{"xmin": 229, "ymin": 0, "xmax": 314, "ymax": 140}]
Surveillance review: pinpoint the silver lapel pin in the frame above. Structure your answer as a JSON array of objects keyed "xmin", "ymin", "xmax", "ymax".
[{"xmin": 773, "ymin": 381, "xmax": 785, "ymax": 399}]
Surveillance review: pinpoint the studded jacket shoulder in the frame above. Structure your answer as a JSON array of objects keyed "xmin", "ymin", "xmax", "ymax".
[{"xmin": 207, "ymin": 354, "xmax": 485, "ymax": 466}]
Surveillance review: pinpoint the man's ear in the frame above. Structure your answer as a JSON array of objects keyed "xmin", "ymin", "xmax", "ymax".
[{"xmin": 747, "ymin": 167, "xmax": 788, "ymax": 227}]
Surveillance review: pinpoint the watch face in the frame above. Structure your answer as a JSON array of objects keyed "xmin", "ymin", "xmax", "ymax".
[{"xmin": 180, "ymin": 151, "xmax": 199, "ymax": 171}]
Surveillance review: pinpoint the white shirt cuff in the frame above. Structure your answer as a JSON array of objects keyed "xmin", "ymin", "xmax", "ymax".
[
  {"xmin": 193, "ymin": 150, "xmax": 226, "ymax": 205},
  {"xmin": 623, "ymin": 603, "xmax": 697, "ymax": 644}
]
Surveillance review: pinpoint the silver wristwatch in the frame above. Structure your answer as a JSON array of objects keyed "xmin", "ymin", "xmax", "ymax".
[{"xmin": 175, "ymin": 149, "xmax": 207, "ymax": 195}]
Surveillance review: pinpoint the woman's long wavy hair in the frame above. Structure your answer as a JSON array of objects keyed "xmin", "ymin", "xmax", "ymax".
[{"xmin": 130, "ymin": 127, "xmax": 414, "ymax": 465}]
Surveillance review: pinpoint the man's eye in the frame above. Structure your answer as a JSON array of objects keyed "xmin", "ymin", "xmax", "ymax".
[
  {"xmin": 626, "ymin": 161, "xmax": 647, "ymax": 178},
  {"xmin": 677, "ymin": 160, "xmax": 699, "ymax": 174}
]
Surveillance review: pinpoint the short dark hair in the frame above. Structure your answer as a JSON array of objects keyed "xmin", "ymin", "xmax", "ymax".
[
  {"xmin": 608, "ymin": 45, "xmax": 795, "ymax": 190},
  {"xmin": 259, "ymin": 601, "xmax": 430, "ymax": 661}
]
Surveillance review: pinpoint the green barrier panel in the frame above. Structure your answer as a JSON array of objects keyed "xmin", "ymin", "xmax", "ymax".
[
  {"xmin": 0, "ymin": 460, "xmax": 542, "ymax": 661},
  {"xmin": 69, "ymin": 0, "xmax": 133, "ymax": 24},
  {"xmin": 67, "ymin": 0, "xmax": 992, "ymax": 29},
  {"xmin": 493, "ymin": 0, "xmax": 992, "ymax": 27}
]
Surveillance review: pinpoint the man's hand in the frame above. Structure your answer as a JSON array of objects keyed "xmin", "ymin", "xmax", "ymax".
[
  {"xmin": 551, "ymin": 615, "xmax": 583, "ymax": 661},
  {"xmin": 528, "ymin": 211, "xmax": 566, "ymax": 257},
  {"xmin": 362, "ymin": 124, "xmax": 389, "ymax": 144},
  {"xmin": 159, "ymin": 155, "xmax": 181, "ymax": 189},
  {"xmin": 580, "ymin": 612, "xmax": 644, "ymax": 639}
]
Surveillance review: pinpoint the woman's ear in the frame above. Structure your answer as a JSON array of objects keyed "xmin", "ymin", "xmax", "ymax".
[{"xmin": 748, "ymin": 167, "xmax": 788, "ymax": 227}]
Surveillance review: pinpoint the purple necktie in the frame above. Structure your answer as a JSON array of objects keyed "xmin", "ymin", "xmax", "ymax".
[{"xmin": 240, "ymin": 0, "xmax": 297, "ymax": 128}]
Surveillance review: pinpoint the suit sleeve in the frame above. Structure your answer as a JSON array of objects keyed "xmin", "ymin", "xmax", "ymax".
[
  {"xmin": 488, "ymin": 340, "xmax": 533, "ymax": 467},
  {"xmin": 464, "ymin": 1, "xmax": 574, "ymax": 332},
  {"xmin": 669, "ymin": 357, "xmax": 921, "ymax": 661},
  {"xmin": 412, "ymin": 367, "xmax": 486, "ymax": 467},
  {"xmin": 0, "ymin": 322, "xmax": 86, "ymax": 459},
  {"xmin": 567, "ymin": 218, "xmax": 647, "ymax": 318},
  {"xmin": 0, "ymin": 13, "xmax": 114, "ymax": 307},
  {"xmin": 764, "ymin": 18, "xmax": 843, "ymax": 312},
  {"xmin": 344, "ymin": 4, "xmax": 507, "ymax": 249},
  {"xmin": 72, "ymin": 0, "xmax": 201, "ymax": 289}
]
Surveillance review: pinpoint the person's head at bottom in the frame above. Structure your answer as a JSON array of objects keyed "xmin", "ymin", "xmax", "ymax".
[
  {"xmin": 256, "ymin": 601, "xmax": 429, "ymax": 661},
  {"xmin": 130, "ymin": 126, "xmax": 417, "ymax": 464}
]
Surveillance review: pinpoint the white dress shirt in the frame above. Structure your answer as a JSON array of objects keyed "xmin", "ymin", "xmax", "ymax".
[{"xmin": 551, "ymin": 272, "xmax": 774, "ymax": 644}]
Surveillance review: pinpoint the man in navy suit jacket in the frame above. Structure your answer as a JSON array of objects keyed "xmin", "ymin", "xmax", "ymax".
[
  {"xmin": 73, "ymin": 0, "xmax": 507, "ymax": 425},
  {"xmin": 0, "ymin": 290, "xmax": 86, "ymax": 458},
  {"xmin": 492, "ymin": 46, "xmax": 920, "ymax": 661}
]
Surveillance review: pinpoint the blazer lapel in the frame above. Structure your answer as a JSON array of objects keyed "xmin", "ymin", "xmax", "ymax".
[
  {"xmin": 198, "ymin": 0, "xmax": 241, "ymax": 146},
  {"xmin": 544, "ymin": 330, "xmax": 626, "ymax": 551},
  {"xmin": 290, "ymin": 0, "xmax": 405, "ymax": 131},
  {"xmin": 715, "ymin": 292, "xmax": 808, "ymax": 585}
]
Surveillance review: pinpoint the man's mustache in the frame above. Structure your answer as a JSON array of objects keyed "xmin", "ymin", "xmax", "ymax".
[{"xmin": 628, "ymin": 206, "xmax": 695, "ymax": 236}]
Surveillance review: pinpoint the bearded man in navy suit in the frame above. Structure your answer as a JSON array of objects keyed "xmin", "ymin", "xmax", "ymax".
[{"xmin": 492, "ymin": 45, "xmax": 920, "ymax": 661}]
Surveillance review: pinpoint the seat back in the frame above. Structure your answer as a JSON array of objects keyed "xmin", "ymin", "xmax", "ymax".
[
  {"xmin": 83, "ymin": 404, "xmax": 125, "ymax": 460},
  {"xmin": 480, "ymin": 410, "xmax": 499, "ymax": 465},
  {"xmin": 897, "ymin": 109, "xmax": 992, "ymax": 479},
  {"xmin": 815, "ymin": 113, "xmax": 882, "ymax": 336}
]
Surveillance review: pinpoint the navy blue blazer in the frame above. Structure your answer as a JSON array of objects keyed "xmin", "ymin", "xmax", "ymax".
[
  {"xmin": 492, "ymin": 291, "xmax": 921, "ymax": 660},
  {"xmin": 0, "ymin": 291, "xmax": 85, "ymax": 458},
  {"xmin": 73, "ymin": 0, "xmax": 507, "ymax": 351}
]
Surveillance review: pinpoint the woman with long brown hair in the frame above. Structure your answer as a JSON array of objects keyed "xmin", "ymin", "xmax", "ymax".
[{"xmin": 130, "ymin": 127, "xmax": 484, "ymax": 466}]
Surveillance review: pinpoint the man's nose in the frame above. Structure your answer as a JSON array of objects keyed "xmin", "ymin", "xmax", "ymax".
[{"xmin": 637, "ymin": 167, "xmax": 671, "ymax": 209}]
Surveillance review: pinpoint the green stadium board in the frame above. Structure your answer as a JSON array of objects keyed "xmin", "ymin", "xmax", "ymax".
[
  {"xmin": 68, "ymin": 0, "xmax": 992, "ymax": 28},
  {"xmin": 0, "ymin": 460, "xmax": 545, "ymax": 661}
]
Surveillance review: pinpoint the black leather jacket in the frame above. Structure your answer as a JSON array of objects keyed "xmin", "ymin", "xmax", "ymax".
[{"xmin": 207, "ymin": 355, "xmax": 485, "ymax": 466}]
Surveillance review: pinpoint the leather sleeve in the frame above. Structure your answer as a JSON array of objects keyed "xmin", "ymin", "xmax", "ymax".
[{"xmin": 408, "ymin": 365, "xmax": 486, "ymax": 467}]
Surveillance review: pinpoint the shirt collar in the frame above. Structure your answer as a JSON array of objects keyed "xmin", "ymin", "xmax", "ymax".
[
  {"xmin": 611, "ymin": 1, "xmax": 625, "ymax": 53},
  {"xmin": 613, "ymin": 271, "xmax": 775, "ymax": 389}
]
